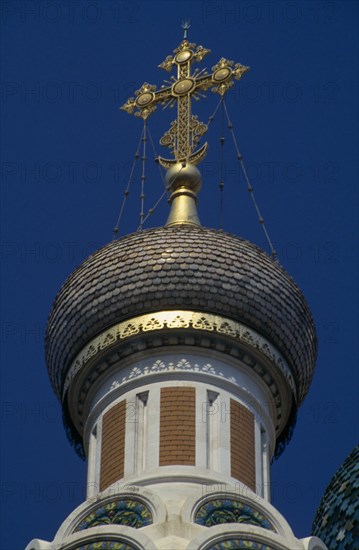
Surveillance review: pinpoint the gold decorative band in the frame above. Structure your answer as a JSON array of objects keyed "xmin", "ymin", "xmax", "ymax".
[{"xmin": 63, "ymin": 310, "xmax": 295, "ymax": 399}]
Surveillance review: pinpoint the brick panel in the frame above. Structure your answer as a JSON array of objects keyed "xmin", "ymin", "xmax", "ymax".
[
  {"xmin": 100, "ymin": 400, "xmax": 126, "ymax": 491},
  {"xmin": 230, "ymin": 399, "xmax": 256, "ymax": 491},
  {"xmin": 159, "ymin": 387, "xmax": 196, "ymax": 466}
]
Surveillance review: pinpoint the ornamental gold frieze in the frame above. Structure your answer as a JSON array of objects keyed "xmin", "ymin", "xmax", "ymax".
[{"xmin": 62, "ymin": 310, "xmax": 296, "ymax": 400}]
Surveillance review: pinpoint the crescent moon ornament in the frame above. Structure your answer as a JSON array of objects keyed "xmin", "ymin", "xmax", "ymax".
[{"xmin": 158, "ymin": 142, "xmax": 208, "ymax": 169}]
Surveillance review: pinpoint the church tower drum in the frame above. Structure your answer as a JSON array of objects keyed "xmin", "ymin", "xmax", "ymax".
[{"xmin": 26, "ymin": 31, "xmax": 327, "ymax": 550}]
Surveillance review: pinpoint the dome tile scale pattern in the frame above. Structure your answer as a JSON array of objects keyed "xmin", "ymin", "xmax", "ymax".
[
  {"xmin": 312, "ymin": 445, "xmax": 359, "ymax": 549},
  {"xmin": 46, "ymin": 225, "xmax": 316, "ymax": 405}
]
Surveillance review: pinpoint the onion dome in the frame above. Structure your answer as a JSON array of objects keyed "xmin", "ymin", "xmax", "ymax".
[
  {"xmin": 45, "ymin": 36, "xmax": 317, "ymax": 461},
  {"xmin": 312, "ymin": 445, "xmax": 359, "ymax": 549},
  {"xmin": 46, "ymin": 225, "xmax": 316, "ymax": 433}
]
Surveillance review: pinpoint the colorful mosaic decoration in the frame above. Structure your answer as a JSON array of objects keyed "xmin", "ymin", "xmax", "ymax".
[
  {"xmin": 312, "ymin": 445, "xmax": 359, "ymax": 549},
  {"xmin": 74, "ymin": 542, "xmax": 138, "ymax": 550},
  {"xmin": 195, "ymin": 499, "xmax": 275, "ymax": 531},
  {"xmin": 74, "ymin": 499, "xmax": 153, "ymax": 531},
  {"xmin": 206, "ymin": 540, "xmax": 275, "ymax": 550}
]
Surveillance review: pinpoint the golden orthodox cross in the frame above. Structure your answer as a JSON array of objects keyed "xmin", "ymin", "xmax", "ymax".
[{"xmin": 121, "ymin": 37, "xmax": 249, "ymax": 168}]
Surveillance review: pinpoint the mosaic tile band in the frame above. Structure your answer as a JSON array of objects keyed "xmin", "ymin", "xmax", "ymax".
[
  {"xmin": 207, "ymin": 540, "xmax": 275, "ymax": 550},
  {"xmin": 74, "ymin": 499, "xmax": 153, "ymax": 531},
  {"xmin": 195, "ymin": 498, "xmax": 275, "ymax": 531}
]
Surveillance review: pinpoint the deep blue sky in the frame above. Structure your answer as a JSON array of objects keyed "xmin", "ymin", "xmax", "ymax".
[{"xmin": 1, "ymin": 1, "xmax": 358, "ymax": 548}]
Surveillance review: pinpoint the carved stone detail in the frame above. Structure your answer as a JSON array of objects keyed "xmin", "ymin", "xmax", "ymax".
[{"xmin": 63, "ymin": 310, "xmax": 296, "ymax": 400}]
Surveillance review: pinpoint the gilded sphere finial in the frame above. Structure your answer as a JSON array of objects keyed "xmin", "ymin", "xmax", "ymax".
[{"xmin": 165, "ymin": 162, "xmax": 202, "ymax": 194}]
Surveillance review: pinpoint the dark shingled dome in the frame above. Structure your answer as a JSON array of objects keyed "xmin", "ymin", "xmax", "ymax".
[{"xmin": 46, "ymin": 225, "xmax": 317, "ymax": 403}]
